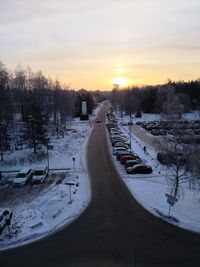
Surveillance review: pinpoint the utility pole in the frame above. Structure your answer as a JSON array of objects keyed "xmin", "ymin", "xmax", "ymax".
[
  {"xmin": 46, "ymin": 145, "xmax": 53, "ymax": 171},
  {"xmin": 129, "ymin": 116, "xmax": 132, "ymax": 148},
  {"xmin": 72, "ymin": 157, "xmax": 75, "ymax": 172}
]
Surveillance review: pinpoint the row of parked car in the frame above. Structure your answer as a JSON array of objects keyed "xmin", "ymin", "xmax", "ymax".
[
  {"xmin": 106, "ymin": 111, "xmax": 153, "ymax": 175},
  {"xmin": 12, "ymin": 166, "xmax": 48, "ymax": 187},
  {"xmin": 136, "ymin": 120, "xmax": 200, "ymax": 143}
]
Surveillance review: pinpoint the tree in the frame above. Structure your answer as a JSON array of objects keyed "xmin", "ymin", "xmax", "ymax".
[
  {"xmin": 0, "ymin": 123, "xmax": 9, "ymax": 161},
  {"xmin": 163, "ymin": 87, "xmax": 184, "ymax": 119},
  {"xmin": 25, "ymin": 101, "xmax": 49, "ymax": 153},
  {"xmin": 177, "ymin": 93, "xmax": 192, "ymax": 112},
  {"xmin": 154, "ymin": 86, "xmax": 169, "ymax": 113},
  {"xmin": 156, "ymin": 134, "xmax": 190, "ymax": 199},
  {"xmin": 124, "ymin": 89, "xmax": 139, "ymax": 119},
  {"xmin": 0, "ymin": 62, "xmax": 10, "ymax": 123}
]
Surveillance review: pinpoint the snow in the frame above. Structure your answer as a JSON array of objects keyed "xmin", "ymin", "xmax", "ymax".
[
  {"xmin": 110, "ymin": 112, "xmax": 200, "ymax": 233},
  {"xmin": 0, "ymin": 103, "xmax": 103, "ymax": 250}
]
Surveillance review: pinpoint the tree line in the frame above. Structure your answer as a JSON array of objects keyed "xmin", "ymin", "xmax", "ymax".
[
  {"xmin": 0, "ymin": 62, "xmax": 105, "ymax": 159},
  {"xmin": 110, "ymin": 79, "xmax": 200, "ymax": 118}
]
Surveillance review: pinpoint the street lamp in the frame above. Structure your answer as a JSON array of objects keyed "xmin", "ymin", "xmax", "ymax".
[
  {"xmin": 46, "ymin": 145, "xmax": 53, "ymax": 171},
  {"xmin": 129, "ymin": 117, "xmax": 133, "ymax": 148}
]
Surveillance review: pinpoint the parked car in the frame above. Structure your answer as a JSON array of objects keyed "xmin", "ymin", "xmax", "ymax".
[
  {"xmin": 113, "ymin": 142, "xmax": 130, "ymax": 149},
  {"xmin": 32, "ymin": 166, "xmax": 48, "ymax": 184},
  {"xmin": 0, "ymin": 209, "xmax": 12, "ymax": 235},
  {"xmin": 111, "ymin": 135, "xmax": 126, "ymax": 141},
  {"xmin": 127, "ymin": 164, "xmax": 153, "ymax": 174},
  {"xmin": 120, "ymin": 155, "xmax": 138, "ymax": 165},
  {"xmin": 13, "ymin": 167, "xmax": 33, "ymax": 187},
  {"xmin": 116, "ymin": 151, "xmax": 133, "ymax": 160},
  {"xmin": 110, "ymin": 134, "xmax": 121, "ymax": 139},
  {"xmin": 110, "ymin": 128, "xmax": 119, "ymax": 134},
  {"xmin": 112, "ymin": 139, "xmax": 129, "ymax": 147},
  {"xmin": 113, "ymin": 147, "xmax": 129, "ymax": 155},
  {"xmin": 120, "ymin": 122, "xmax": 128, "ymax": 126},
  {"xmin": 125, "ymin": 159, "xmax": 142, "ymax": 169}
]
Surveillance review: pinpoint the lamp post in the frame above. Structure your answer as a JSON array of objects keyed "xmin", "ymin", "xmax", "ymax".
[
  {"xmin": 72, "ymin": 157, "xmax": 75, "ymax": 172},
  {"xmin": 129, "ymin": 116, "xmax": 133, "ymax": 148},
  {"xmin": 46, "ymin": 145, "xmax": 53, "ymax": 171}
]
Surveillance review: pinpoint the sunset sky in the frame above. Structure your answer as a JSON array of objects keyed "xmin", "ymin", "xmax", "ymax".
[{"xmin": 1, "ymin": 0, "xmax": 200, "ymax": 90}]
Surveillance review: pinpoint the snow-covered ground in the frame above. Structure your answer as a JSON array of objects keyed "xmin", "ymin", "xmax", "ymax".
[
  {"xmin": 0, "ymin": 103, "xmax": 103, "ymax": 250},
  {"xmin": 109, "ymin": 112, "xmax": 200, "ymax": 233}
]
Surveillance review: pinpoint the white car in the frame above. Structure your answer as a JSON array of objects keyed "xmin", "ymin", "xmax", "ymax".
[
  {"xmin": 32, "ymin": 166, "xmax": 48, "ymax": 184},
  {"xmin": 0, "ymin": 209, "xmax": 12, "ymax": 235},
  {"xmin": 13, "ymin": 167, "xmax": 33, "ymax": 187}
]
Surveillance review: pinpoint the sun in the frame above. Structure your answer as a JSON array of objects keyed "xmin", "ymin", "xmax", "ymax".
[{"xmin": 112, "ymin": 77, "xmax": 129, "ymax": 87}]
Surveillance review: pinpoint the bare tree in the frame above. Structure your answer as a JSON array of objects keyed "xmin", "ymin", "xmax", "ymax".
[
  {"xmin": 163, "ymin": 87, "xmax": 184, "ymax": 119},
  {"xmin": 156, "ymin": 134, "xmax": 190, "ymax": 199}
]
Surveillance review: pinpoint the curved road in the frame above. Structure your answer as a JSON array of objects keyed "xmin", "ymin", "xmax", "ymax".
[{"xmin": 1, "ymin": 105, "xmax": 200, "ymax": 266}]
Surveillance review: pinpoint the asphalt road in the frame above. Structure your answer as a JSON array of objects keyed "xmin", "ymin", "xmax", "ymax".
[{"xmin": 1, "ymin": 105, "xmax": 200, "ymax": 267}]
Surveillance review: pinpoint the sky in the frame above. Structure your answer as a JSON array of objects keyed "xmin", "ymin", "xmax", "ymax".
[{"xmin": 0, "ymin": 0, "xmax": 200, "ymax": 90}]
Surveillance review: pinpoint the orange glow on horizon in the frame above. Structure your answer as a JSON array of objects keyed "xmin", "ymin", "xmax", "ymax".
[{"xmin": 112, "ymin": 77, "xmax": 129, "ymax": 87}]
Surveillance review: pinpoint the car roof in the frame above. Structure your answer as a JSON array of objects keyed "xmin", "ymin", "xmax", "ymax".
[
  {"xmin": 131, "ymin": 164, "xmax": 146, "ymax": 169},
  {"xmin": 120, "ymin": 154, "xmax": 134, "ymax": 158},
  {"xmin": 126, "ymin": 159, "xmax": 140, "ymax": 163},
  {"xmin": 118, "ymin": 151, "xmax": 131, "ymax": 154},
  {"xmin": 114, "ymin": 142, "xmax": 127, "ymax": 145}
]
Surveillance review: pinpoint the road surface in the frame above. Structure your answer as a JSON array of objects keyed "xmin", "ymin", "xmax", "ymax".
[{"xmin": 1, "ymin": 104, "xmax": 200, "ymax": 266}]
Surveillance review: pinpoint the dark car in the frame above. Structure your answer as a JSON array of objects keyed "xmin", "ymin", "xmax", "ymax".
[
  {"xmin": 116, "ymin": 151, "xmax": 133, "ymax": 160},
  {"xmin": 127, "ymin": 164, "xmax": 153, "ymax": 174},
  {"xmin": 125, "ymin": 159, "xmax": 142, "ymax": 169},
  {"xmin": 110, "ymin": 135, "xmax": 124, "ymax": 141},
  {"xmin": 112, "ymin": 139, "xmax": 129, "ymax": 147},
  {"xmin": 120, "ymin": 155, "xmax": 139, "ymax": 165},
  {"xmin": 96, "ymin": 119, "xmax": 101, "ymax": 123},
  {"xmin": 113, "ymin": 142, "xmax": 130, "ymax": 149}
]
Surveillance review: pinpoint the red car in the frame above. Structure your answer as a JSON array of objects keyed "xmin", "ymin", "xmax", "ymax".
[{"xmin": 120, "ymin": 155, "xmax": 140, "ymax": 165}]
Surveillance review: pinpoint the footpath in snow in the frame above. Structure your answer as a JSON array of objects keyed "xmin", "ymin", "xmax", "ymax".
[
  {"xmin": 109, "ymin": 112, "xmax": 200, "ymax": 233},
  {"xmin": 0, "ymin": 103, "xmax": 103, "ymax": 250}
]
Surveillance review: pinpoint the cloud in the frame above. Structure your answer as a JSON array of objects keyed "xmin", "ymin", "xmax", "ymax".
[{"xmin": 1, "ymin": 0, "xmax": 200, "ymax": 89}]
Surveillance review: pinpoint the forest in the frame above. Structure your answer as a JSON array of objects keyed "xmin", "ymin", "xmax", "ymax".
[
  {"xmin": 0, "ymin": 62, "xmax": 104, "ymax": 159},
  {"xmin": 110, "ymin": 79, "xmax": 200, "ymax": 117}
]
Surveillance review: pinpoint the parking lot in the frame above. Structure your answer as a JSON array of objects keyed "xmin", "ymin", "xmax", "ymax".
[
  {"xmin": 0, "ymin": 172, "xmax": 66, "ymax": 207},
  {"xmin": 137, "ymin": 120, "xmax": 200, "ymax": 144}
]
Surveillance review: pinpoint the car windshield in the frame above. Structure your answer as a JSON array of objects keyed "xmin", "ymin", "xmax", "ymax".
[
  {"xmin": 34, "ymin": 170, "xmax": 44, "ymax": 175},
  {"xmin": 16, "ymin": 173, "xmax": 26, "ymax": 178}
]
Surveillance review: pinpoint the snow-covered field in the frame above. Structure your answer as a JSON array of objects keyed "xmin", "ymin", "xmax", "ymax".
[
  {"xmin": 110, "ymin": 112, "xmax": 200, "ymax": 233},
  {"xmin": 0, "ymin": 103, "xmax": 103, "ymax": 250}
]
